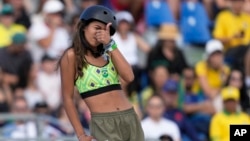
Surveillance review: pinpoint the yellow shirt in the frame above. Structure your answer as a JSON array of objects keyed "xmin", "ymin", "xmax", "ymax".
[
  {"xmin": 195, "ymin": 61, "xmax": 230, "ymax": 90},
  {"xmin": 210, "ymin": 111, "xmax": 250, "ymax": 141},
  {"xmin": 213, "ymin": 10, "xmax": 250, "ymax": 49},
  {"xmin": 140, "ymin": 86, "xmax": 154, "ymax": 109},
  {"xmin": 0, "ymin": 24, "xmax": 26, "ymax": 48}
]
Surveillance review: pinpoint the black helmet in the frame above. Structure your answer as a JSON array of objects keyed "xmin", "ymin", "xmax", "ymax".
[{"xmin": 80, "ymin": 5, "xmax": 117, "ymax": 36}]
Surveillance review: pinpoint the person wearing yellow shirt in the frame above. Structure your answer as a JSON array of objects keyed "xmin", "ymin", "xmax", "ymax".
[
  {"xmin": 210, "ymin": 86, "xmax": 250, "ymax": 141},
  {"xmin": 213, "ymin": 0, "xmax": 250, "ymax": 49},
  {"xmin": 0, "ymin": 4, "xmax": 26, "ymax": 48},
  {"xmin": 195, "ymin": 40, "xmax": 230, "ymax": 99}
]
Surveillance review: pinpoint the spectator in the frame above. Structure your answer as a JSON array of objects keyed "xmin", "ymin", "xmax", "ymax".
[
  {"xmin": 147, "ymin": 24, "xmax": 188, "ymax": 79},
  {"xmin": 37, "ymin": 54, "xmax": 61, "ymax": 111},
  {"xmin": 0, "ymin": 4, "xmax": 26, "ymax": 48},
  {"xmin": 9, "ymin": 0, "xmax": 31, "ymax": 29},
  {"xmin": 210, "ymin": 86, "xmax": 250, "ymax": 141},
  {"xmin": 161, "ymin": 79, "xmax": 201, "ymax": 141},
  {"xmin": 225, "ymin": 69, "xmax": 250, "ymax": 112},
  {"xmin": 33, "ymin": 102, "xmax": 50, "ymax": 115},
  {"xmin": 113, "ymin": 11, "xmax": 150, "ymax": 92},
  {"xmin": 180, "ymin": 67, "xmax": 214, "ymax": 140},
  {"xmin": 23, "ymin": 63, "xmax": 45, "ymax": 110},
  {"xmin": 141, "ymin": 62, "xmax": 169, "ymax": 111},
  {"xmin": 213, "ymin": 0, "xmax": 250, "ymax": 49},
  {"xmin": 141, "ymin": 95, "xmax": 181, "ymax": 141},
  {"xmin": 213, "ymin": 0, "xmax": 250, "ymax": 66},
  {"xmin": 0, "ymin": 33, "xmax": 33, "ymax": 90},
  {"xmin": 28, "ymin": 0, "xmax": 70, "ymax": 62},
  {"xmin": 2, "ymin": 96, "xmax": 37, "ymax": 139},
  {"xmin": 114, "ymin": 11, "xmax": 150, "ymax": 66},
  {"xmin": 195, "ymin": 39, "xmax": 230, "ymax": 99}
]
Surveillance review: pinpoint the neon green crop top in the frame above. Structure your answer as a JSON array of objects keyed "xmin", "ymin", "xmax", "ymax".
[{"xmin": 75, "ymin": 57, "xmax": 121, "ymax": 99}]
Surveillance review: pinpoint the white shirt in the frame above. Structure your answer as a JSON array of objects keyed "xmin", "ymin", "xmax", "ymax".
[
  {"xmin": 113, "ymin": 32, "xmax": 138, "ymax": 66},
  {"xmin": 28, "ymin": 21, "xmax": 70, "ymax": 61},
  {"xmin": 37, "ymin": 71, "xmax": 61, "ymax": 110},
  {"xmin": 141, "ymin": 117, "xmax": 181, "ymax": 141}
]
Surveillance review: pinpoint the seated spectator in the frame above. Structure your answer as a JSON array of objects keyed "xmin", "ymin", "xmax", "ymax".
[
  {"xmin": 225, "ymin": 69, "xmax": 250, "ymax": 112},
  {"xmin": 147, "ymin": 24, "xmax": 188, "ymax": 79},
  {"xmin": 210, "ymin": 86, "xmax": 250, "ymax": 141},
  {"xmin": 180, "ymin": 67, "xmax": 214, "ymax": 141},
  {"xmin": 141, "ymin": 95, "xmax": 181, "ymax": 141},
  {"xmin": 37, "ymin": 54, "xmax": 61, "ymax": 112},
  {"xmin": 141, "ymin": 62, "xmax": 169, "ymax": 111},
  {"xmin": 114, "ymin": 11, "xmax": 150, "ymax": 92},
  {"xmin": 24, "ymin": 64, "xmax": 45, "ymax": 110},
  {"xmin": 213, "ymin": 0, "xmax": 250, "ymax": 66},
  {"xmin": 28, "ymin": 0, "xmax": 70, "ymax": 62},
  {"xmin": 195, "ymin": 39, "xmax": 230, "ymax": 99},
  {"xmin": 0, "ymin": 33, "xmax": 33, "ymax": 90},
  {"xmin": 213, "ymin": 0, "xmax": 250, "ymax": 49},
  {"xmin": 2, "ymin": 96, "xmax": 37, "ymax": 139},
  {"xmin": 145, "ymin": 0, "xmax": 175, "ymax": 27},
  {"xmin": 161, "ymin": 79, "xmax": 201, "ymax": 141},
  {"xmin": 0, "ymin": 4, "xmax": 26, "ymax": 48},
  {"xmin": 9, "ymin": 0, "xmax": 31, "ymax": 29},
  {"xmin": 180, "ymin": 0, "xmax": 211, "ymax": 46}
]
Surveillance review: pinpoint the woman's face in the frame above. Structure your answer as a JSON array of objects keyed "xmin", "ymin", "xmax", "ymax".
[
  {"xmin": 151, "ymin": 66, "xmax": 169, "ymax": 89},
  {"xmin": 162, "ymin": 40, "xmax": 176, "ymax": 60},
  {"xmin": 84, "ymin": 21, "xmax": 106, "ymax": 47},
  {"xmin": 118, "ymin": 21, "xmax": 130, "ymax": 34},
  {"xmin": 208, "ymin": 51, "xmax": 223, "ymax": 69},
  {"xmin": 229, "ymin": 70, "xmax": 243, "ymax": 89}
]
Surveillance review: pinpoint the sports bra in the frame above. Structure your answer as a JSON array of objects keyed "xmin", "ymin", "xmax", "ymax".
[{"xmin": 75, "ymin": 56, "xmax": 121, "ymax": 99}]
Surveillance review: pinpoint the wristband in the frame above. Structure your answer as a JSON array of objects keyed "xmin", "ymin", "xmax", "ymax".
[{"xmin": 104, "ymin": 39, "xmax": 117, "ymax": 52}]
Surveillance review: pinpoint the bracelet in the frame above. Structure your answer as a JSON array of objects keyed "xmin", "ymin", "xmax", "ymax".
[
  {"xmin": 104, "ymin": 39, "xmax": 117, "ymax": 52},
  {"xmin": 77, "ymin": 133, "xmax": 86, "ymax": 140}
]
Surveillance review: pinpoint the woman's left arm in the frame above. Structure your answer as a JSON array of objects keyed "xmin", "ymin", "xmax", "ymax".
[{"xmin": 109, "ymin": 49, "xmax": 134, "ymax": 83}]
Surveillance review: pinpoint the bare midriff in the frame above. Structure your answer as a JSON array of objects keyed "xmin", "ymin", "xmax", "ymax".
[{"xmin": 84, "ymin": 90, "xmax": 132, "ymax": 113}]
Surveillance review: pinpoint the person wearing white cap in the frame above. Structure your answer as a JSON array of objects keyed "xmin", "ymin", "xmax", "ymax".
[
  {"xmin": 113, "ymin": 11, "xmax": 150, "ymax": 99},
  {"xmin": 195, "ymin": 39, "xmax": 230, "ymax": 99},
  {"xmin": 113, "ymin": 11, "xmax": 150, "ymax": 66},
  {"xmin": 28, "ymin": 0, "xmax": 70, "ymax": 62}
]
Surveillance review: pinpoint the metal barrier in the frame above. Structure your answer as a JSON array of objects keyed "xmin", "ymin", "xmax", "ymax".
[{"xmin": 0, "ymin": 113, "xmax": 78, "ymax": 141}]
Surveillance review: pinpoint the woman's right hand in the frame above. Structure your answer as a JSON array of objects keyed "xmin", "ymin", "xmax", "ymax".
[{"xmin": 79, "ymin": 135, "xmax": 95, "ymax": 141}]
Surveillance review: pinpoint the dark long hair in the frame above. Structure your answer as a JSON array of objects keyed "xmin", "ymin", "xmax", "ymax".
[
  {"xmin": 58, "ymin": 20, "xmax": 104, "ymax": 78},
  {"xmin": 225, "ymin": 69, "xmax": 249, "ymax": 112}
]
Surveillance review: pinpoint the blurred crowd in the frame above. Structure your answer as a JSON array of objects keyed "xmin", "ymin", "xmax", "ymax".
[{"xmin": 0, "ymin": 0, "xmax": 250, "ymax": 141}]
